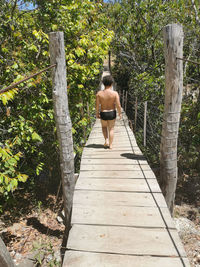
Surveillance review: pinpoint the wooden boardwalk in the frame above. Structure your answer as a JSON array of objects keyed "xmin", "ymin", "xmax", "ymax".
[{"xmin": 63, "ymin": 113, "xmax": 190, "ymax": 267}]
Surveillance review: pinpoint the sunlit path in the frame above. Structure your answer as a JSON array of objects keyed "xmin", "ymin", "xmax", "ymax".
[{"xmin": 63, "ymin": 112, "xmax": 190, "ymax": 267}]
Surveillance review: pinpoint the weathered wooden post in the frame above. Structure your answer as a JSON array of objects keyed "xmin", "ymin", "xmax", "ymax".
[
  {"xmin": 80, "ymin": 103, "xmax": 87, "ymax": 143},
  {"xmin": 160, "ymin": 24, "xmax": 184, "ymax": 214},
  {"xmin": 129, "ymin": 120, "xmax": 133, "ymax": 132},
  {"xmin": 87, "ymin": 102, "xmax": 91, "ymax": 127},
  {"xmin": 122, "ymin": 90, "xmax": 124, "ymax": 108},
  {"xmin": 125, "ymin": 91, "xmax": 128, "ymax": 113},
  {"xmin": 119, "ymin": 89, "xmax": 121, "ymax": 103},
  {"xmin": 134, "ymin": 97, "xmax": 138, "ymax": 132},
  {"xmin": 108, "ymin": 50, "xmax": 111, "ymax": 73},
  {"xmin": 49, "ymin": 32, "xmax": 75, "ymax": 226},
  {"xmin": 0, "ymin": 237, "xmax": 15, "ymax": 267},
  {"xmin": 143, "ymin": 101, "xmax": 147, "ymax": 147}
]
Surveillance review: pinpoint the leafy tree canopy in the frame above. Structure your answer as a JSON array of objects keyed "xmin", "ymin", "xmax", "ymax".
[{"xmin": 0, "ymin": 0, "xmax": 113, "ymax": 201}]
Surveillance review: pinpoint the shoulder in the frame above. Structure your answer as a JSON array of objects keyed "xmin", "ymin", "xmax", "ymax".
[
  {"xmin": 113, "ymin": 91, "xmax": 119, "ymax": 97},
  {"xmin": 96, "ymin": 91, "xmax": 101, "ymax": 97},
  {"xmin": 97, "ymin": 90, "xmax": 103, "ymax": 95}
]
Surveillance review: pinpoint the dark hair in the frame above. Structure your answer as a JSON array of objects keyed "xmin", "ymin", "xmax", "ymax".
[{"xmin": 102, "ymin": 75, "xmax": 114, "ymax": 86}]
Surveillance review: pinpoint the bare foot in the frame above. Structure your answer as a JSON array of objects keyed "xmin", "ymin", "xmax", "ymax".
[
  {"xmin": 109, "ymin": 145, "xmax": 112, "ymax": 149},
  {"xmin": 104, "ymin": 142, "xmax": 109, "ymax": 148}
]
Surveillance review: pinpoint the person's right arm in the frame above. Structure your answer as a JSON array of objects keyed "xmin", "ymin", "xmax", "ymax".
[
  {"xmin": 115, "ymin": 92, "xmax": 122, "ymax": 119},
  {"xmin": 96, "ymin": 93, "xmax": 100, "ymax": 119}
]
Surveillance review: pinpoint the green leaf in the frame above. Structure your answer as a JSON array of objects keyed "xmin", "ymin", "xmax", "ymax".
[
  {"xmin": 29, "ymin": 44, "xmax": 38, "ymax": 52},
  {"xmin": 32, "ymin": 132, "xmax": 43, "ymax": 142},
  {"xmin": 52, "ymin": 24, "xmax": 58, "ymax": 31},
  {"xmin": 4, "ymin": 176, "xmax": 9, "ymax": 185},
  {"xmin": 18, "ymin": 174, "xmax": 28, "ymax": 183},
  {"xmin": 12, "ymin": 62, "xmax": 18, "ymax": 69},
  {"xmin": 11, "ymin": 179, "xmax": 18, "ymax": 189}
]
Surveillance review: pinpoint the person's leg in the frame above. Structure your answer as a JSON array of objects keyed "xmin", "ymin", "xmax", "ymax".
[
  {"xmin": 107, "ymin": 119, "xmax": 116, "ymax": 149},
  {"xmin": 101, "ymin": 119, "xmax": 109, "ymax": 146}
]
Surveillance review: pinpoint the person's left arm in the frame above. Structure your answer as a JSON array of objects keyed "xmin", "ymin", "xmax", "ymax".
[
  {"xmin": 96, "ymin": 93, "xmax": 100, "ymax": 119},
  {"xmin": 115, "ymin": 92, "xmax": 122, "ymax": 119}
]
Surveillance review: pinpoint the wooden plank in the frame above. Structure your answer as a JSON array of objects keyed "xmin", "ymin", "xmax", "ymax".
[
  {"xmin": 84, "ymin": 147, "xmax": 134, "ymax": 151},
  {"xmin": 160, "ymin": 207, "xmax": 176, "ymax": 229},
  {"xmin": 73, "ymin": 191, "xmax": 156, "ymax": 207},
  {"xmin": 88, "ymin": 135, "xmax": 135, "ymax": 140},
  {"xmin": 132, "ymin": 147, "xmax": 142, "ymax": 151},
  {"xmin": 82, "ymin": 153, "xmax": 145, "ymax": 159},
  {"xmin": 75, "ymin": 178, "xmax": 149, "ymax": 192},
  {"xmin": 81, "ymin": 158, "xmax": 139, "ymax": 165},
  {"xmin": 87, "ymin": 134, "xmax": 130, "ymax": 139},
  {"xmin": 79, "ymin": 170, "xmax": 144, "ymax": 178},
  {"xmin": 72, "ymin": 204, "xmax": 168, "ymax": 228},
  {"xmin": 141, "ymin": 165, "xmax": 153, "ymax": 171},
  {"xmin": 82, "ymin": 150, "xmax": 133, "ymax": 155},
  {"xmin": 89, "ymin": 130, "xmax": 137, "ymax": 138},
  {"xmin": 85, "ymin": 144, "xmax": 137, "ymax": 149},
  {"xmin": 139, "ymin": 159, "xmax": 149, "ymax": 165},
  {"xmin": 80, "ymin": 164, "xmax": 141, "ymax": 171},
  {"xmin": 92, "ymin": 125, "xmax": 127, "ymax": 130},
  {"xmin": 63, "ymin": 251, "xmax": 190, "ymax": 267},
  {"xmin": 89, "ymin": 132, "xmax": 129, "ymax": 138},
  {"xmin": 92, "ymin": 124, "xmax": 125, "ymax": 128},
  {"xmin": 84, "ymin": 147, "xmax": 138, "ymax": 152},
  {"xmin": 67, "ymin": 225, "xmax": 179, "ymax": 256},
  {"xmin": 143, "ymin": 170, "xmax": 156, "ymax": 178},
  {"xmin": 147, "ymin": 179, "xmax": 162, "ymax": 192},
  {"xmin": 88, "ymin": 136, "xmax": 129, "ymax": 141},
  {"xmin": 85, "ymin": 143, "xmax": 138, "ymax": 149},
  {"xmin": 153, "ymin": 193, "xmax": 168, "ymax": 208},
  {"xmin": 87, "ymin": 135, "xmax": 129, "ymax": 140},
  {"xmin": 169, "ymin": 229, "xmax": 187, "ymax": 257},
  {"xmin": 86, "ymin": 139, "xmax": 138, "ymax": 147}
]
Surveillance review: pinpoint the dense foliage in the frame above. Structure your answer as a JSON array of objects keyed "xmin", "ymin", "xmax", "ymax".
[
  {"xmin": 0, "ymin": 0, "xmax": 113, "ymax": 201},
  {"xmin": 106, "ymin": 0, "xmax": 200, "ymax": 203},
  {"xmin": 1, "ymin": 0, "xmax": 199, "ymax": 206}
]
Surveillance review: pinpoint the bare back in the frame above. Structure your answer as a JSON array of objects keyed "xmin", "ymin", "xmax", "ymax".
[{"xmin": 97, "ymin": 89, "xmax": 118, "ymax": 111}]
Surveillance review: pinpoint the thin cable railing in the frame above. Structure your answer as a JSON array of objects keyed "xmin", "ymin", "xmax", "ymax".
[
  {"xmin": 118, "ymin": 54, "xmax": 200, "ymax": 172},
  {"xmin": 0, "ymin": 64, "xmax": 56, "ymax": 94}
]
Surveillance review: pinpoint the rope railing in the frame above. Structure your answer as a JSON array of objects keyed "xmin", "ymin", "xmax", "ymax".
[
  {"xmin": 0, "ymin": 64, "xmax": 56, "ymax": 94},
  {"xmin": 177, "ymin": 57, "xmax": 200, "ymax": 65}
]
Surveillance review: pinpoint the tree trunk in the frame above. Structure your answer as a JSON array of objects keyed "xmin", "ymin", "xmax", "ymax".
[
  {"xmin": 0, "ymin": 237, "xmax": 15, "ymax": 267},
  {"xmin": 143, "ymin": 101, "xmax": 147, "ymax": 147},
  {"xmin": 160, "ymin": 24, "xmax": 184, "ymax": 214},
  {"xmin": 108, "ymin": 50, "xmax": 111, "ymax": 73},
  {"xmin": 49, "ymin": 32, "xmax": 75, "ymax": 226},
  {"xmin": 134, "ymin": 97, "xmax": 138, "ymax": 132}
]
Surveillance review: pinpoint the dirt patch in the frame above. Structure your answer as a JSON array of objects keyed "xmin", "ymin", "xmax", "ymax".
[
  {"xmin": 0, "ymin": 190, "xmax": 65, "ymax": 266},
  {"xmin": 174, "ymin": 204, "xmax": 200, "ymax": 267}
]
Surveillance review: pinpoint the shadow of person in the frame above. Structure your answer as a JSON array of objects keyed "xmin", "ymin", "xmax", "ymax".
[
  {"xmin": 85, "ymin": 144, "xmax": 109, "ymax": 149},
  {"xmin": 27, "ymin": 217, "xmax": 63, "ymax": 237},
  {"xmin": 120, "ymin": 153, "xmax": 146, "ymax": 160}
]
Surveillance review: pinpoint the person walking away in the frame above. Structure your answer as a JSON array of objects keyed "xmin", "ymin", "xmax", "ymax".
[{"xmin": 96, "ymin": 75, "xmax": 122, "ymax": 149}]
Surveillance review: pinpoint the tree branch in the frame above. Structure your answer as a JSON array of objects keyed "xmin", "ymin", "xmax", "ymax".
[
  {"xmin": 191, "ymin": 0, "xmax": 200, "ymax": 25},
  {"xmin": 11, "ymin": 0, "xmax": 18, "ymax": 19}
]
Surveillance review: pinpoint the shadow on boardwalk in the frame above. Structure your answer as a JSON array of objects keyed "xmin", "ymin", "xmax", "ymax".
[
  {"xmin": 121, "ymin": 153, "xmax": 146, "ymax": 160},
  {"xmin": 63, "ymin": 116, "xmax": 190, "ymax": 267}
]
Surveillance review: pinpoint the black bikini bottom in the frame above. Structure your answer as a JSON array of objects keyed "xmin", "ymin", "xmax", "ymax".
[{"xmin": 100, "ymin": 110, "xmax": 116, "ymax": 121}]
